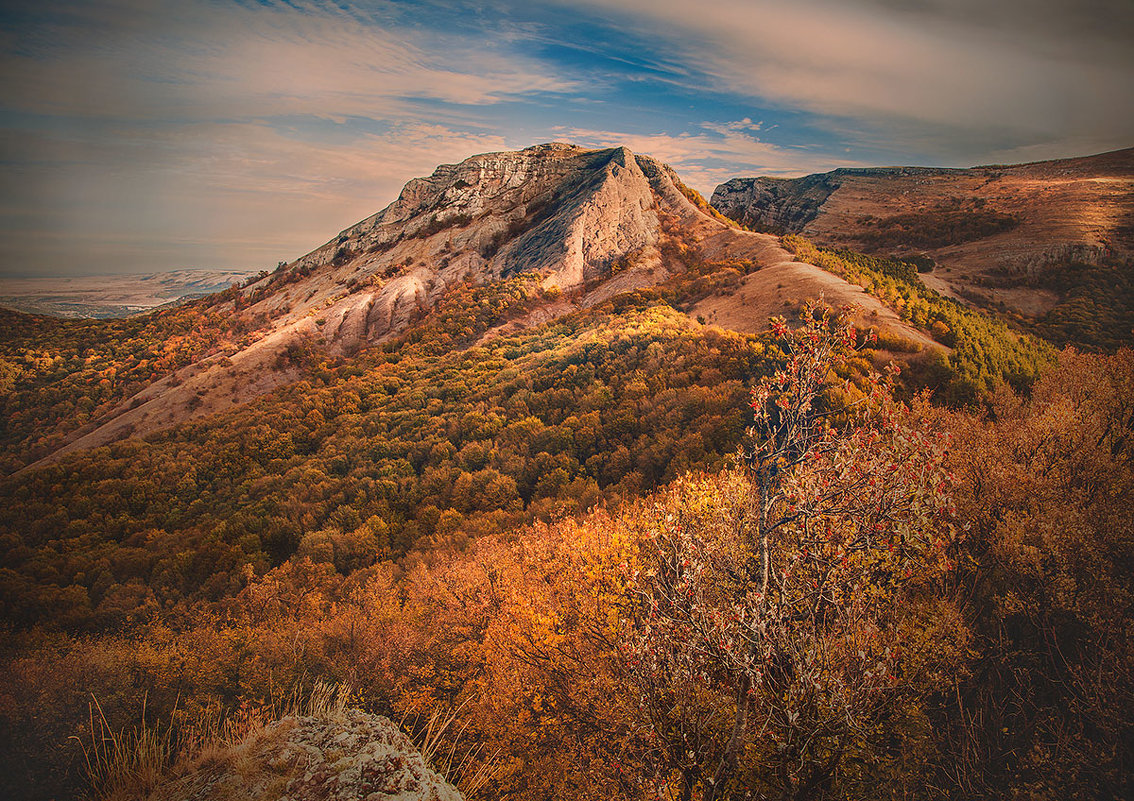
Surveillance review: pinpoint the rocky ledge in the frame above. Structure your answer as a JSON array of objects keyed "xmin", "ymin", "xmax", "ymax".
[{"xmin": 149, "ymin": 709, "xmax": 462, "ymax": 801}]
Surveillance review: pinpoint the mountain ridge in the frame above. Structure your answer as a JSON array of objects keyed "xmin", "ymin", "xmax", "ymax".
[{"xmin": 711, "ymin": 146, "xmax": 1134, "ymax": 318}]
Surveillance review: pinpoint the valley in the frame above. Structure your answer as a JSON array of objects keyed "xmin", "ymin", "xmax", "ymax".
[{"xmin": 0, "ymin": 270, "xmax": 257, "ymax": 319}]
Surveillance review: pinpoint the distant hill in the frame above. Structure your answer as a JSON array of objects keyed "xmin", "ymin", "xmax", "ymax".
[{"xmin": 711, "ymin": 148, "xmax": 1134, "ymax": 321}]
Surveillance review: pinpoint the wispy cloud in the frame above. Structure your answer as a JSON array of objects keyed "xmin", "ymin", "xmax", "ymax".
[
  {"xmin": 1, "ymin": 0, "xmax": 1129, "ymax": 278},
  {"xmin": 0, "ymin": 0, "xmax": 575, "ymax": 121},
  {"xmin": 0, "ymin": 118, "xmax": 518, "ymax": 274},
  {"xmin": 701, "ymin": 118, "xmax": 763, "ymax": 135},
  {"xmin": 0, "ymin": 0, "xmax": 571, "ymax": 275},
  {"xmin": 570, "ymin": 0, "xmax": 1134, "ymax": 159}
]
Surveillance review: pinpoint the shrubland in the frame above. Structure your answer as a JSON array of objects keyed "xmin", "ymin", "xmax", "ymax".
[
  {"xmin": 850, "ymin": 204, "xmax": 1020, "ymax": 251},
  {"xmin": 0, "ymin": 290, "xmax": 268, "ymax": 471},
  {"xmin": 0, "ymin": 276, "xmax": 769, "ymax": 634},
  {"xmin": 1033, "ymin": 257, "xmax": 1134, "ymax": 351}
]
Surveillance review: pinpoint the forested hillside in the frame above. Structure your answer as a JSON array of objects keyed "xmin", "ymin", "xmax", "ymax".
[
  {"xmin": 0, "ymin": 294, "xmax": 265, "ymax": 471},
  {"xmin": 1, "ymin": 277, "xmax": 763, "ymax": 633},
  {"xmin": 1, "ymin": 287, "xmax": 1129, "ymax": 800}
]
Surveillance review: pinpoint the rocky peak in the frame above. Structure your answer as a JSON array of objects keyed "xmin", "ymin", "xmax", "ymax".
[
  {"xmin": 30, "ymin": 143, "xmax": 725, "ymax": 464},
  {"xmin": 324, "ymin": 142, "xmax": 694, "ymax": 282},
  {"xmin": 241, "ymin": 142, "xmax": 716, "ymax": 350}
]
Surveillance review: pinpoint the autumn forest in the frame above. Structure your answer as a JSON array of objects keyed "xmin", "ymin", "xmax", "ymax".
[{"xmin": 1, "ymin": 202, "xmax": 1131, "ymax": 801}]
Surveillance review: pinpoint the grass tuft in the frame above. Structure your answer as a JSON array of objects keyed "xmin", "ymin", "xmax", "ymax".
[
  {"xmin": 71, "ymin": 694, "xmax": 177, "ymax": 801},
  {"xmin": 402, "ymin": 699, "xmax": 503, "ymax": 798},
  {"xmin": 73, "ymin": 681, "xmax": 353, "ymax": 800}
]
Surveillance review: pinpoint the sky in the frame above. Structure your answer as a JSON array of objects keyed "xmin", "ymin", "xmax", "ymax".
[{"xmin": 1, "ymin": 0, "xmax": 1131, "ymax": 278}]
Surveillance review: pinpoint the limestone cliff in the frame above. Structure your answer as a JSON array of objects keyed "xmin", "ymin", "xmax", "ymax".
[{"xmin": 711, "ymin": 172, "xmax": 842, "ymax": 234}]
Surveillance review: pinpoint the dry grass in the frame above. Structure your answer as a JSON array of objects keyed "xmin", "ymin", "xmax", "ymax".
[
  {"xmin": 302, "ymin": 679, "xmax": 350, "ymax": 720},
  {"xmin": 74, "ymin": 678, "xmax": 496, "ymax": 800},
  {"xmin": 71, "ymin": 694, "xmax": 177, "ymax": 801},
  {"xmin": 402, "ymin": 699, "xmax": 503, "ymax": 798}
]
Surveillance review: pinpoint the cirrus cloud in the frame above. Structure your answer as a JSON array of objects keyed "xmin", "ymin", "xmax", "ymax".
[
  {"xmin": 0, "ymin": 0, "xmax": 576, "ymax": 122},
  {"xmin": 1, "ymin": 0, "xmax": 1129, "ymax": 279}
]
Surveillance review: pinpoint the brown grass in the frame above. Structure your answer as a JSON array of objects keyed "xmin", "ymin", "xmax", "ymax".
[
  {"xmin": 71, "ymin": 694, "xmax": 177, "ymax": 801},
  {"xmin": 74, "ymin": 681, "xmax": 506, "ymax": 800},
  {"xmin": 401, "ymin": 699, "xmax": 502, "ymax": 798}
]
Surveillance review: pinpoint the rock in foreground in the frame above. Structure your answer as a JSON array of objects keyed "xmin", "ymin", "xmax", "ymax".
[{"xmin": 149, "ymin": 709, "xmax": 462, "ymax": 801}]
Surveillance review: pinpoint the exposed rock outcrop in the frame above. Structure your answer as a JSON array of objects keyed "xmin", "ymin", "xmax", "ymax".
[
  {"xmin": 711, "ymin": 172, "xmax": 842, "ymax": 233},
  {"xmin": 264, "ymin": 142, "xmax": 717, "ymax": 344},
  {"xmin": 32, "ymin": 142, "xmax": 939, "ymax": 465},
  {"xmin": 148, "ymin": 709, "xmax": 462, "ymax": 801},
  {"xmin": 34, "ymin": 143, "xmax": 710, "ymax": 464}
]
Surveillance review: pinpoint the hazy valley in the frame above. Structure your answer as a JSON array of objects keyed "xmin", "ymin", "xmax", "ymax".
[{"xmin": 0, "ymin": 270, "xmax": 257, "ymax": 320}]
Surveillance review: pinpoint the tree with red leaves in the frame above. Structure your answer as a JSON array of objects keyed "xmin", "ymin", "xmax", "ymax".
[{"xmin": 624, "ymin": 302, "xmax": 959, "ymax": 800}]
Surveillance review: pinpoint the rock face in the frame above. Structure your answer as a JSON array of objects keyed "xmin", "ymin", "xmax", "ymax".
[
  {"xmin": 711, "ymin": 148, "xmax": 1134, "ymax": 316},
  {"xmin": 150, "ymin": 710, "xmax": 463, "ymax": 801},
  {"xmin": 711, "ymin": 172, "xmax": 843, "ymax": 233},
  {"xmin": 258, "ymin": 143, "xmax": 714, "ymax": 349}
]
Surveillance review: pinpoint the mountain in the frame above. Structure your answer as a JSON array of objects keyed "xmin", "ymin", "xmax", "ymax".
[
  {"xmin": 711, "ymin": 148, "xmax": 1134, "ymax": 319},
  {"xmin": 26, "ymin": 143, "xmax": 929, "ymax": 467}
]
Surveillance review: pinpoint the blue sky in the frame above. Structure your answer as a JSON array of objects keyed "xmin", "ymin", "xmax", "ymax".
[{"xmin": 1, "ymin": 0, "xmax": 1131, "ymax": 277}]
